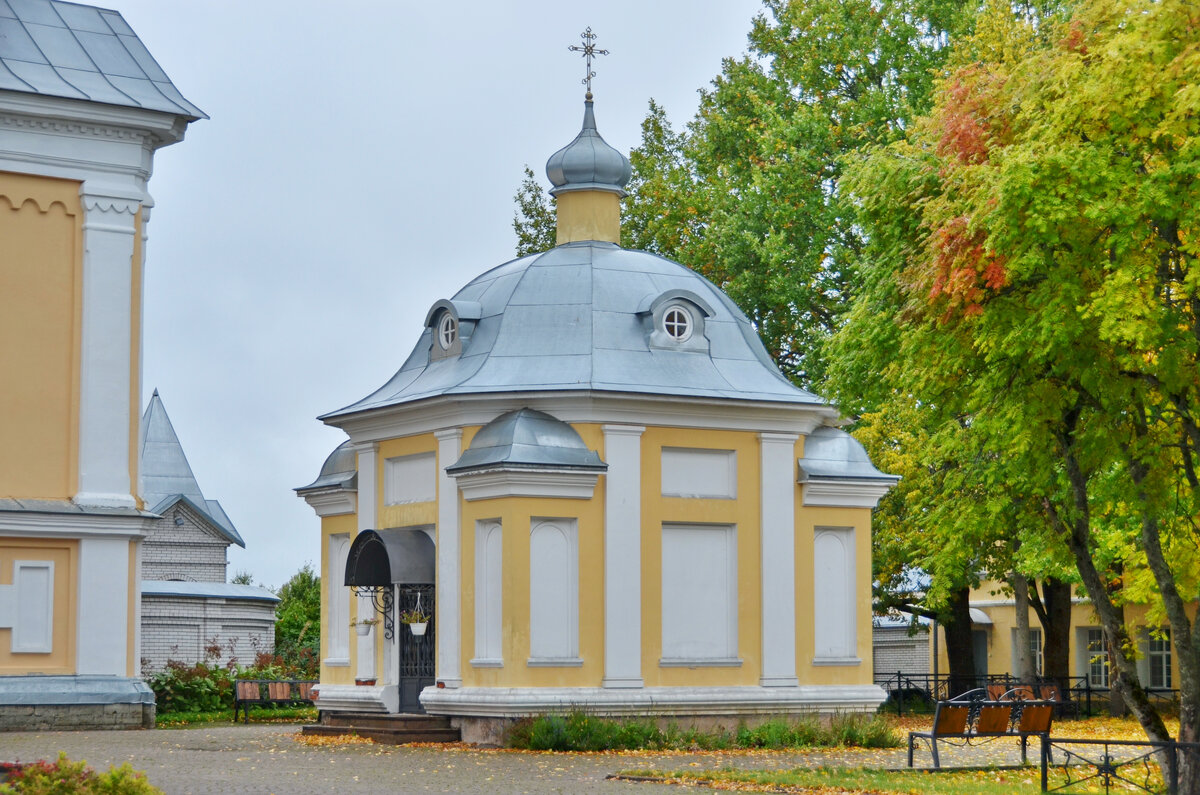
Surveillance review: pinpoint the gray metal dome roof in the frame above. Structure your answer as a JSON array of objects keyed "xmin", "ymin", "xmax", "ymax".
[
  {"xmin": 545, "ymin": 100, "xmax": 631, "ymax": 197},
  {"xmin": 322, "ymin": 242, "xmax": 826, "ymax": 421},
  {"xmin": 798, "ymin": 426, "xmax": 899, "ymax": 483},
  {"xmin": 447, "ymin": 408, "xmax": 606, "ymax": 474},
  {"xmin": 297, "ymin": 440, "xmax": 357, "ymax": 491}
]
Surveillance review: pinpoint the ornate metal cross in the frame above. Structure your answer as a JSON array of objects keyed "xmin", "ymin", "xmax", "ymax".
[{"xmin": 569, "ymin": 27, "xmax": 608, "ymax": 98}]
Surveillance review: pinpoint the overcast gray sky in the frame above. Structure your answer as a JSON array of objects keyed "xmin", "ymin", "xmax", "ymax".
[{"xmin": 118, "ymin": 0, "xmax": 765, "ymax": 589}]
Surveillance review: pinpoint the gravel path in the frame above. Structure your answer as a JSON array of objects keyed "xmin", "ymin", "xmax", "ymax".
[{"xmin": 0, "ymin": 723, "xmax": 1036, "ymax": 794}]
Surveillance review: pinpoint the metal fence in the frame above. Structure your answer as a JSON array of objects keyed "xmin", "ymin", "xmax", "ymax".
[
  {"xmin": 1040, "ymin": 736, "xmax": 1200, "ymax": 795},
  {"xmin": 875, "ymin": 671, "xmax": 1181, "ymax": 717}
]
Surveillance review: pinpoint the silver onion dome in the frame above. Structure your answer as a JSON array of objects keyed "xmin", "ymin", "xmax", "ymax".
[{"xmin": 545, "ymin": 100, "xmax": 632, "ymax": 197}]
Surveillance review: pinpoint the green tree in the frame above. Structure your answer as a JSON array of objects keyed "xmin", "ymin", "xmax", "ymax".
[
  {"xmin": 838, "ymin": 0, "xmax": 1200, "ymax": 774},
  {"xmin": 230, "ymin": 569, "xmax": 254, "ymax": 585},
  {"xmin": 512, "ymin": 165, "xmax": 555, "ymax": 257},
  {"xmin": 274, "ymin": 564, "xmax": 320, "ymax": 675}
]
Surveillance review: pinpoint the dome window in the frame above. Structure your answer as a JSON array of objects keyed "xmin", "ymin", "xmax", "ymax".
[
  {"xmin": 437, "ymin": 312, "xmax": 458, "ymax": 351},
  {"xmin": 662, "ymin": 305, "xmax": 693, "ymax": 342}
]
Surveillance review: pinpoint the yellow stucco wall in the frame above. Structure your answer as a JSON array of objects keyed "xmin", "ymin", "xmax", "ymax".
[
  {"xmin": 555, "ymin": 191, "xmax": 621, "ymax": 245},
  {"xmin": 0, "ymin": 538, "xmax": 78, "ymax": 674},
  {"xmin": 318, "ymin": 423, "xmax": 878, "ymax": 692},
  {"xmin": 796, "ymin": 502, "xmax": 875, "ymax": 686},
  {"xmin": 319, "ymin": 512, "xmax": 357, "ymax": 685},
  {"xmin": 641, "ymin": 427, "xmax": 762, "ymax": 687},
  {"xmin": 0, "ymin": 172, "xmax": 82, "ymax": 500}
]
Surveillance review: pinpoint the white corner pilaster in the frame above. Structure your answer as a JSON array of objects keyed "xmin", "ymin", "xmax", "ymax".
[
  {"xmin": 759, "ymin": 432, "xmax": 799, "ymax": 687},
  {"xmin": 76, "ymin": 537, "xmax": 130, "ymax": 674},
  {"xmin": 74, "ymin": 188, "xmax": 140, "ymax": 509},
  {"xmin": 436, "ymin": 428, "xmax": 463, "ymax": 689},
  {"xmin": 352, "ymin": 443, "xmax": 380, "ymax": 681},
  {"xmin": 602, "ymin": 424, "xmax": 645, "ymax": 688}
]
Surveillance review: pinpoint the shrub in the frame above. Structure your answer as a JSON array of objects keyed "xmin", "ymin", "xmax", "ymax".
[
  {"xmin": 505, "ymin": 711, "xmax": 902, "ymax": 751},
  {"xmin": 145, "ymin": 661, "xmax": 232, "ymax": 714},
  {"xmin": 0, "ymin": 752, "xmax": 161, "ymax": 794}
]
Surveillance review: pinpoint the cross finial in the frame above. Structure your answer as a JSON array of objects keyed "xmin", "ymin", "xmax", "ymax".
[{"xmin": 568, "ymin": 27, "xmax": 608, "ymax": 100}]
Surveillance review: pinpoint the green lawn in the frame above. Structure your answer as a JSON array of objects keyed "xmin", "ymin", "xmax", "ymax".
[
  {"xmin": 619, "ymin": 767, "xmax": 1056, "ymax": 794},
  {"xmin": 155, "ymin": 706, "xmax": 316, "ymax": 727}
]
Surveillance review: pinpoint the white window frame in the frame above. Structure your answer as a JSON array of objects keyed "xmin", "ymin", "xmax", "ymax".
[
  {"xmin": 1086, "ymin": 628, "xmax": 1110, "ymax": 688},
  {"xmin": 472, "ymin": 520, "xmax": 503, "ymax": 667},
  {"xmin": 437, "ymin": 312, "xmax": 458, "ymax": 350},
  {"xmin": 662, "ymin": 304, "xmax": 693, "ymax": 342},
  {"xmin": 660, "ymin": 523, "xmax": 739, "ymax": 666},
  {"xmin": 528, "ymin": 518, "xmax": 580, "ymax": 666},
  {"xmin": 1149, "ymin": 629, "xmax": 1172, "ymax": 690}
]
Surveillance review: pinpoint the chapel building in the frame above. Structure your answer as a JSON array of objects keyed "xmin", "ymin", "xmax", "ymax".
[{"xmin": 299, "ymin": 93, "xmax": 897, "ymax": 742}]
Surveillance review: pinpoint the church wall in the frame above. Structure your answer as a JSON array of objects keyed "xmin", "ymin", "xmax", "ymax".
[
  {"xmin": 0, "ymin": 172, "xmax": 82, "ymax": 500},
  {"xmin": 794, "ymin": 504, "xmax": 875, "ymax": 686},
  {"xmin": 0, "ymin": 538, "xmax": 78, "ymax": 674},
  {"xmin": 640, "ymin": 427, "xmax": 762, "ymax": 688}
]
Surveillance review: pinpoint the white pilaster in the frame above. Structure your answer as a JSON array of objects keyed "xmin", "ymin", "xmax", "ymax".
[
  {"xmin": 353, "ymin": 443, "xmax": 380, "ymax": 682},
  {"xmin": 76, "ymin": 537, "xmax": 130, "ymax": 675},
  {"xmin": 435, "ymin": 428, "xmax": 463, "ymax": 688},
  {"xmin": 602, "ymin": 424, "xmax": 645, "ymax": 688},
  {"xmin": 759, "ymin": 432, "xmax": 799, "ymax": 687},
  {"xmin": 75, "ymin": 188, "xmax": 140, "ymax": 508}
]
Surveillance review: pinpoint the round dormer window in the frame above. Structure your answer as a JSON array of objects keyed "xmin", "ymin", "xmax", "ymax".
[
  {"xmin": 437, "ymin": 312, "xmax": 458, "ymax": 350},
  {"xmin": 662, "ymin": 305, "xmax": 693, "ymax": 342}
]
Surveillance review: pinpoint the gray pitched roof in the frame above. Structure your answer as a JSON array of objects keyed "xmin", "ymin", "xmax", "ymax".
[
  {"xmin": 142, "ymin": 580, "xmax": 279, "ymax": 603},
  {"xmin": 139, "ymin": 390, "xmax": 243, "ymax": 547},
  {"xmin": 323, "ymin": 242, "xmax": 827, "ymax": 421},
  {"xmin": 0, "ymin": 0, "xmax": 205, "ymax": 118}
]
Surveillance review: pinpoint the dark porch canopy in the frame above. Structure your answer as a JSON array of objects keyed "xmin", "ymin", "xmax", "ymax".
[{"xmin": 344, "ymin": 528, "xmax": 435, "ymax": 587}]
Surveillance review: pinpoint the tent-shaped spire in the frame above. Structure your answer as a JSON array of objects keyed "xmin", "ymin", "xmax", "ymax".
[{"xmin": 139, "ymin": 390, "xmax": 243, "ymax": 546}]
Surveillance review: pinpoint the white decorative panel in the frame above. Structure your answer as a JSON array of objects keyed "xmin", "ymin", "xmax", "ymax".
[
  {"xmin": 13, "ymin": 561, "xmax": 54, "ymax": 653},
  {"xmin": 661, "ymin": 524, "xmax": 737, "ymax": 662},
  {"xmin": 529, "ymin": 518, "xmax": 578, "ymax": 662},
  {"xmin": 661, "ymin": 448, "xmax": 737, "ymax": 499},
  {"xmin": 813, "ymin": 527, "xmax": 858, "ymax": 663},
  {"xmin": 384, "ymin": 452, "xmax": 436, "ymax": 505},
  {"xmin": 327, "ymin": 534, "xmax": 350, "ymax": 664},
  {"xmin": 473, "ymin": 521, "xmax": 503, "ymax": 664}
]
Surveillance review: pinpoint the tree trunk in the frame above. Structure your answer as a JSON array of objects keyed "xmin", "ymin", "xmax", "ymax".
[
  {"xmin": 1038, "ymin": 578, "xmax": 1072, "ymax": 689},
  {"xmin": 943, "ymin": 586, "xmax": 978, "ymax": 697},
  {"xmin": 1013, "ymin": 575, "xmax": 1037, "ymax": 681}
]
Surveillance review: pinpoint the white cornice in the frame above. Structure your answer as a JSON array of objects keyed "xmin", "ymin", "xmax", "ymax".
[
  {"xmin": 453, "ymin": 468, "xmax": 600, "ymax": 501},
  {"xmin": 332, "ymin": 391, "xmax": 836, "ymax": 442},
  {"xmin": 0, "ymin": 509, "xmax": 153, "ymax": 539},
  {"xmin": 299, "ymin": 488, "xmax": 358, "ymax": 517},
  {"xmin": 801, "ymin": 478, "xmax": 895, "ymax": 508},
  {"xmin": 0, "ymin": 92, "xmax": 191, "ymax": 146}
]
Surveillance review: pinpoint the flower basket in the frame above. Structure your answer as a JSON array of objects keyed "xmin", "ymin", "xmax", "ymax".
[
  {"xmin": 409, "ymin": 621, "xmax": 428, "ymax": 636},
  {"xmin": 353, "ymin": 619, "xmax": 378, "ymax": 636}
]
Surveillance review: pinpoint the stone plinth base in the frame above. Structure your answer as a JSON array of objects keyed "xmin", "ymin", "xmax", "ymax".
[{"xmin": 0, "ymin": 676, "xmax": 155, "ymax": 731}]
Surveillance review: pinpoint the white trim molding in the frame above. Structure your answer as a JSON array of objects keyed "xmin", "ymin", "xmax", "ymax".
[
  {"xmin": 312, "ymin": 683, "xmax": 398, "ymax": 714},
  {"xmin": 801, "ymin": 479, "xmax": 895, "ymax": 508},
  {"xmin": 301, "ymin": 488, "xmax": 357, "ymax": 517},
  {"xmin": 421, "ymin": 684, "xmax": 887, "ymax": 718},
  {"xmin": 454, "ymin": 468, "xmax": 600, "ymax": 501}
]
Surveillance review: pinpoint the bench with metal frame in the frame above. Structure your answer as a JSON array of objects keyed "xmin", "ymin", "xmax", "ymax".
[
  {"xmin": 907, "ymin": 688, "xmax": 1055, "ymax": 768},
  {"xmin": 232, "ymin": 679, "xmax": 317, "ymax": 723}
]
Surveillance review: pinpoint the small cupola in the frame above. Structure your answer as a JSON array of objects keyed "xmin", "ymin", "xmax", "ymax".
[{"xmin": 545, "ymin": 29, "xmax": 631, "ymax": 246}]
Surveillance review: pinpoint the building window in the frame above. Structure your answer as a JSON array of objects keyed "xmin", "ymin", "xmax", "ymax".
[
  {"xmin": 437, "ymin": 312, "xmax": 458, "ymax": 350},
  {"xmin": 661, "ymin": 524, "xmax": 737, "ymax": 664},
  {"xmin": 1029, "ymin": 627, "xmax": 1043, "ymax": 676},
  {"xmin": 529, "ymin": 518, "xmax": 579, "ymax": 663},
  {"xmin": 1087, "ymin": 628, "xmax": 1109, "ymax": 688},
  {"xmin": 662, "ymin": 305, "xmax": 693, "ymax": 342},
  {"xmin": 1149, "ymin": 629, "xmax": 1172, "ymax": 689},
  {"xmin": 473, "ymin": 520, "xmax": 503, "ymax": 666}
]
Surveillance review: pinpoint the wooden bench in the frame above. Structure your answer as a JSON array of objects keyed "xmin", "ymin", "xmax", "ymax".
[
  {"xmin": 907, "ymin": 690, "xmax": 1055, "ymax": 768},
  {"xmin": 232, "ymin": 679, "xmax": 317, "ymax": 723}
]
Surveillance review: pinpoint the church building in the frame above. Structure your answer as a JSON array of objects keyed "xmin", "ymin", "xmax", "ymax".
[
  {"xmin": 299, "ymin": 85, "xmax": 896, "ymax": 742},
  {"xmin": 0, "ymin": 0, "xmax": 201, "ymax": 729}
]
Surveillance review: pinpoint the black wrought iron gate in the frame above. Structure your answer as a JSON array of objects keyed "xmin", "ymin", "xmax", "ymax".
[{"xmin": 397, "ymin": 584, "xmax": 435, "ymax": 713}]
